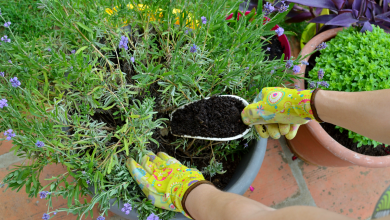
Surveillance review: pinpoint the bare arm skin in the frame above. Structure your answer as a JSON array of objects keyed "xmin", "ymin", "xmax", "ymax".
[
  {"xmin": 186, "ymin": 184, "xmax": 356, "ymax": 220},
  {"xmin": 315, "ymin": 89, "xmax": 390, "ymax": 145}
]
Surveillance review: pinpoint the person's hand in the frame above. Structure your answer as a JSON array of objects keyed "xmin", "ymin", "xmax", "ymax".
[
  {"xmin": 242, "ymin": 87, "xmax": 320, "ymax": 139},
  {"xmin": 126, "ymin": 151, "xmax": 211, "ymax": 219}
]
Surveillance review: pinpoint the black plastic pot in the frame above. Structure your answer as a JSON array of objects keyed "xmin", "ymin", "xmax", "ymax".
[{"xmin": 106, "ymin": 137, "xmax": 268, "ymax": 220}]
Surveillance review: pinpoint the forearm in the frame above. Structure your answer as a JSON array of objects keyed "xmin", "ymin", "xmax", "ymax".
[
  {"xmin": 185, "ymin": 184, "xmax": 354, "ymax": 220},
  {"xmin": 315, "ymin": 89, "xmax": 390, "ymax": 145}
]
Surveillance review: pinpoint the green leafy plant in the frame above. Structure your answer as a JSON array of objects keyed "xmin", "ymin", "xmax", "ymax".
[
  {"xmin": 0, "ymin": 0, "xmax": 299, "ymax": 219},
  {"xmin": 308, "ymin": 26, "xmax": 390, "ymax": 148}
]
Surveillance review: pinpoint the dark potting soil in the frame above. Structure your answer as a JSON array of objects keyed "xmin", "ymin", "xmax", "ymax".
[
  {"xmin": 262, "ymin": 35, "xmax": 284, "ymax": 61},
  {"xmin": 306, "ymin": 52, "xmax": 388, "ymax": 156},
  {"xmin": 170, "ymin": 96, "xmax": 249, "ymax": 138},
  {"xmin": 320, "ymin": 123, "xmax": 389, "ymax": 156}
]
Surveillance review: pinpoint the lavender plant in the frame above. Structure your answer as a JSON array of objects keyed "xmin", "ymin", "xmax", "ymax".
[
  {"xmin": 308, "ymin": 25, "xmax": 390, "ymax": 148},
  {"xmin": 0, "ymin": 0, "xmax": 299, "ymax": 219}
]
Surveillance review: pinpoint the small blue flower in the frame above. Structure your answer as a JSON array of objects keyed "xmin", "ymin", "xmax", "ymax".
[
  {"xmin": 266, "ymin": 47, "xmax": 271, "ymax": 51},
  {"xmin": 36, "ymin": 141, "xmax": 45, "ymax": 148},
  {"xmin": 316, "ymin": 42, "xmax": 327, "ymax": 50},
  {"xmin": 47, "ymin": 48, "xmax": 51, "ymax": 52},
  {"xmin": 146, "ymin": 213, "xmax": 160, "ymax": 220},
  {"xmin": 320, "ymin": 81, "xmax": 329, "ymax": 88},
  {"xmin": 278, "ymin": 1, "xmax": 289, "ymax": 13},
  {"xmin": 292, "ymin": 65, "xmax": 301, "ymax": 73},
  {"xmin": 0, "ymin": 72, "xmax": 4, "ymax": 77},
  {"xmin": 201, "ymin": 16, "xmax": 207, "ymax": 24},
  {"xmin": 42, "ymin": 213, "xmax": 50, "ymax": 220},
  {"xmin": 53, "ymin": 212, "xmax": 57, "ymax": 215},
  {"xmin": 1, "ymin": 35, "xmax": 10, "ymax": 43},
  {"xmin": 263, "ymin": 2, "xmax": 275, "ymax": 15},
  {"xmin": 318, "ymin": 69, "xmax": 325, "ymax": 79},
  {"xmin": 245, "ymin": 67, "xmax": 249, "ymax": 70},
  {"xmin": 185, "ymin": 29, "xmax": 189, "ymax": 34},
  {"xmin": 119, "ymin": 36, "xmax": 129, "ymax": 50},
  {"xmin": 244, "ymin": 143, "xmax": 249, "ymax": 148},
  {"xmin": 301, "ymin": 60, "xmax": 309, "ymax": 65},
  {"xmin": 10, "ymin": 77, "xmax": 21, "ymax": 88},
  {"xmin": 8, "ymin": 60, "xmax": 12, "ymax": 64},
  {"xmin": 71, "ymin": 50, "xmax": 76, "ymax": 54},
  {"xmin": 270, "ymin": 70, "xmax": 275, "ymax": 74},
  {"xmin": 190, "ymin": 44, "xmax": 197, "ymax": 53},
  {"xmin": 285, "ymin": 60, "xmax": 293, "ymax": 69},
  {"xmin": 4, "ymin": 22, "xmax": 11, "ymax": 28},
  {"xmin": 275, "ymin": 27, "xmax": 284, "ymax": 37},
  {"xmin": 39, "ymin": 191, "xmax": 49, "ymax": 199},
  {"xmin": 87, "ymin": 180, "xmax": 91, "ymax": 184},
  {"xmin": 97, "ymin": 216, "xmax": 105, "ymax": 220},
  {"xmin": 82, "ymin": 171, "xmax": 86, "ymax": 174},
  {"xmin": 4, "ymin": 129, "xmax": 15, "ymax": 141},
  {"xmin": 0, "ymin": 99, "xmax": 8, "ymax": 108},
  {"xmin": 130, "ymin": 57, "xmax": 135, "ymax": 63},
  {"xmin": 121, "ymin": 203, "xmax": 132, "ymax": 215},
  {"xmin": 309, "ymin": 81, "xmax": 316, "ymax": 89}
]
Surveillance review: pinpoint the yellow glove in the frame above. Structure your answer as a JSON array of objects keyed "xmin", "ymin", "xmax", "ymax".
[
  {"xmin": 242, "ymin": 87, "xmax": 319, "ymax": 140},
  {"xmin": 126, "ymin": 151, "xmax": 211, "ymax": 219}
]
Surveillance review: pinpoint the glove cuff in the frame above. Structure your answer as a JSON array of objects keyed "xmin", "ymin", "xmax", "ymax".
[
  {"xmin": 181, "ymin": 180, "xmax": 214, "ymax": 219},
  {"xmin": 310, "ymin": 88, "xmax": 324, "ymax": 123}
]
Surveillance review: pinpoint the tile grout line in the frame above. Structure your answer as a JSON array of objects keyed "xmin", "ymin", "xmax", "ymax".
[
  {"xmin": 0, "ymin": 151, "xmax": 25, "ymax": 169},
  {"xmin": 271, "ymin": 138, "xmax": 317, "ymax": 209}
]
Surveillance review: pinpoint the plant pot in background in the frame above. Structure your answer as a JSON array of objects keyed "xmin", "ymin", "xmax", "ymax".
[
  {"xmin": 94, "ymin": 138, "xmax": 268, "ymax": 220},
  {"xmin": 287, "ymin": 27, "xmax": 390, "ymax": 168},
  {"xmin": 226, "ymin": 12, "xmax": 291, "ymax": 60}
]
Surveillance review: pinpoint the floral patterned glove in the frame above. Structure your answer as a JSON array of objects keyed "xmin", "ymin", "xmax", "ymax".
[
  {"xmin": 242, "ymin": 87, "xmax": 322, "ymax": 139},
  {"xmin": 126, "ymin": 151, "xmax": 212, "ymax": 219}
]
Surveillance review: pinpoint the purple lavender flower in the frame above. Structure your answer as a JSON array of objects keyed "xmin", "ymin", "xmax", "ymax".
[
  {"xmin": 245, "ymin": 67, "xmax": 249, "ymax": 70},
  {"xmin": 266, "ymin": 47, "xmax": 271, "ymax": 51},
  {"xmin": 0, "ymin": 72, "xmax": 4, "ymax": 77},
  {"xmin": 42, "ymin": 213, "xmax": 50, "ymax": 220},
  {"xmin": 190, "ymin": 44, "xmax": 197, "ymax": 53},
  {"xmin": 309, "ymin": 81, "xmax": 316, "ymax": 88},
  {"xmin": 70, "ymin": 66, "xmax": 73, "ymax": 69},
  {"xmin": 97, "ymin": 216, "xmax": 105, "ymax": 220},
  {"xmin": 53, "ymin": 212, "xmax": 57, "ymax": 215},
  {"xmin": 87, "ymin": 180, "xmax": 91, "ymax": 184},
  {"xmin": 201, "ymin": 16, "xmax": 207, "ymax": 24},
  {"xmin": 270, "ymin": 70, "xmax": 275, "ymax": 74},
  {"xmin": 278, "ymin": 1, "xmax": 289, "ymax": 13},
  {"xmin": 294, "ymin": 85, "xmax": 299, "ymax": 89},
  {"xmin": 1, "ymin": 35, "xmax": 10, "ymax": 43},
  {"xmin": 130, "ymin": 57, "xmax": 135, "ymax": 63},
  {"xmin": 263, "ymin": 2, "xmax": 275, "ymax": 15},
  {"xmin": 146, "ymin": 213, "xmax": 160, "ymax": 220},
  {"xmin": 275, "ymin": 27, "xmax": 284, "ymax": 37},
  {"xmin": 301, "ymin": 60, "xmax": 309, "ymax": 65},
  {"xmin": 0, "ymin": 99, "xmax": 8, "ymax": 108},
  {"xmin": 316, "ymin": 42, "xmax": 327, "ymax": 50},
  {"xmin": 244, "ymin": 143, "xmax": 249, "ymax": 148},
  {"xmin": 47, "ymin": 48, "xmax": 51, "ymax": 52},
  {"xmin": 10, "ymin": 77, "xmax": 21, "ymax": 88},
  {"xmin": 319, "ymin": 81, "xmax": 329, "ymax": 88},
  {"xmin": 36, "ymin": 141, "xmax": 44, "ymax": 148},
  {"xmin": 318, "ymin": 69, "xmax": 324, "ymax": 79},
  {"xmin": 185, "ymin": 29, "xmax": 189, "ymax": 34},
  {"xmin": 292, "ymin": 65, "xmax": 301, "ymax": 73},
  {"xmin": 4, "ymin": 22, "xmax": 11, "ymax": 28},
  {"xmin": 285, "ymin": 60, "xmax": 293, "ymax": 69},
  {"xmin": 121, "ymin": 203, "xmax": 132, "ymax": 215},
  {"xmin": 39, "ymin": 191, "xmax": 49, "ymax": 199},
  {"xmin": 82, "ymin": 171, "xmax": 86, "ymax": 174},
  {"xmin": 119, "ymin": 36, "xmax": 129, "ymax": 50},
  {"xmin": 4, "ymin": 129, "xmax": 15, "ymax": 141},
  {"xmin": 71, "ymin": 50, "xmax": 76, "ymax": 54},
  {"xmin": 8, "ymin": 60, "xmax": 12, "ymax": 64}
]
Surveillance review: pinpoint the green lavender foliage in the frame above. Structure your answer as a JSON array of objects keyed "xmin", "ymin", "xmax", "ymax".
[
  {"xmin": 0, "ymin": 0, "xmax": 298, "ymax": 219},
  {"xmin": 308, "ymin": 26, "xmax": 390, "ymax": 147}
]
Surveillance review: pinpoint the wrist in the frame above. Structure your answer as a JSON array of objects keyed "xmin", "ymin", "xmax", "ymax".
[
  {"xmin": 185, "ymin": 183, "xmax": 218, "ymax": 219},
  {"xmin": 310, "ymin": 88, "xmax": 325, "ymax": 123}
]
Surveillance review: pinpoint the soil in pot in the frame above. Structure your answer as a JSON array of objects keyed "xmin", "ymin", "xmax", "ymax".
[
  {"xmin": 170, "ymin": 96, "xmax": 249, "ymax": 138},
  {"xmin": 262, "ymin": 35, "xmax": 284, "ymax": 61},
  {"xmin": 305, "ymin": 52, "xmax": 389, "ymax": 156}
]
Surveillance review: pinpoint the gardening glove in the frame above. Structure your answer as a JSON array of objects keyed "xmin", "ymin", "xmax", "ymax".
[
  {"xmin": 126, "ymin": 151, "xmax": 212, "ymax": 219},
  {"xmin": 242, "ymin": 87, "xmax": 323, "ymax": 140}
]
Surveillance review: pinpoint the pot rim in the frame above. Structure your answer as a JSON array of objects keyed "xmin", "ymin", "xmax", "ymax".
[{"xmin": 294, "ymin": 27, "xmax": 390, "ymax": 168}]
